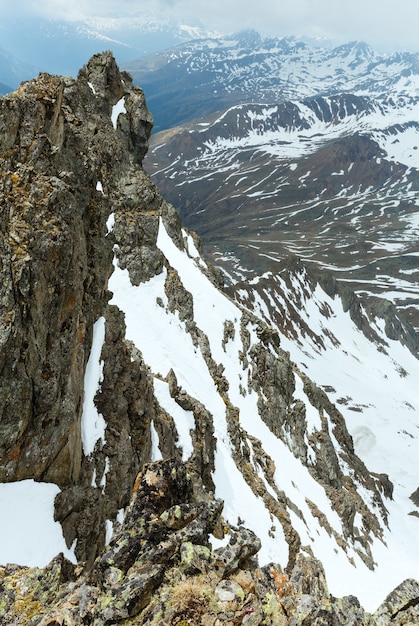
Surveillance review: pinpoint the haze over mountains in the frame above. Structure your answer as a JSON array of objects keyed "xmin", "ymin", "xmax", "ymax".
[{"xmin": 0, "ymin": 11, "xmax": 216, "ymax": 83}]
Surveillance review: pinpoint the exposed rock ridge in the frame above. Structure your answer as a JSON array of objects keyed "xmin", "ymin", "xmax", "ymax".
[
  {"xmin": 0, "ymin": 50, "xmax": 157, "ymax": 562},
  {"xmin": 0, "ymin": 459, "xmax": 418, "ymax": 625},
  {"xmin": 155, "ymin": 258, "xmax": 389, "ymax": 572},
  {"xmin": 231, "ymin": 257, "xmax": 419, "ymax": 360}
]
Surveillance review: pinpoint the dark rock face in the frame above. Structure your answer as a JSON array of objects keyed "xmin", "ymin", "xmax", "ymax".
[
  {"xmin": 0, "ymin": 51, "xmax": 156, "ymax": 562},
  {"xmin": 0, "ymin": 71, "xmax": 110, "ymax": 486}
]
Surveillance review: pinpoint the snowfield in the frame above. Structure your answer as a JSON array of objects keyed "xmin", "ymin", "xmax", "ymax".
[
  {"xmin": 109, "ymin": 218, "xmax": 419, "ymax": 611},
  {"xmin": 1, "ymin": 205, "xmax": 417, "ymax": 614}
]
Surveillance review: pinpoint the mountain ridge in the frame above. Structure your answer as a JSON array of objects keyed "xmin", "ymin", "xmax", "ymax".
[
  {"xmin": 0, "ymin": 13, "xmax": 218, "ymax": 82},
  {"xmin": 126, "ymin": 30, "xmax": 419, "ymax": 131},
  {"xmin": 0, "ymin": 52, "xmax": 418, "ymax": 624}
]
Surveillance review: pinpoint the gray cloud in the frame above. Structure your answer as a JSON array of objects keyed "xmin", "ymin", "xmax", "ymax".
[{"xmin": 3, "ymin": 0, "xmax": 419, "ymax": 52}]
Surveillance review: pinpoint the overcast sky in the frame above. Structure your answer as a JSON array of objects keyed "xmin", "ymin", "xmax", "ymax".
[{"xmin": 5, "ymin": 0, "xmax": 419, "ymax": 53}]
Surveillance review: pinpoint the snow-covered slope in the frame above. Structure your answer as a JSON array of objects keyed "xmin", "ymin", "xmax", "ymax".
[
  {"xmin": 234, "ymin": 266, "xmax": 419, "ymax": 601},
  {"xmin": 176, "ymin": 93, "xmax": 419, "ymax": 168},
  {"xmin": 106, "ymin": 217, "xmax": 419, "ymax": 611},
  {"xmin": 2, "ymin": 207, "xmax": 416, "ymax": 610},
  {"xmin": 0, "ymin": 481, "xmax": 76, "ymax": 567}
]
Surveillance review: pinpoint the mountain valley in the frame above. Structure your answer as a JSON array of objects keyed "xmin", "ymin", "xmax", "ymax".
[{"xmin": 141, "ymin": 32, "xmax": 419, "ymax": 331}]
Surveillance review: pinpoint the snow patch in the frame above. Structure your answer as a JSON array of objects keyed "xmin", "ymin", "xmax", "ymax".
[
  {"xmin": 154, "ymin": 378, "xmax": 195, "ymax": 462},
  {"xmin": 0, "ymin": 480, "xmax": 77, "ymax": 567},
  {"xmin": 81, "ymin": 316, "xmax": 106, "ymax": 456},
  {"xmin": 150, "ymin": 419, "xmax": 163, "ymax": 461},
  {"xmin": 106, "ymin": 212, "xmax": 115, "ymax": 234},
  {"xmin": 105, "ymin": 519, "xmax": 113, "ymax": 545},
  {"xmin": 111, "ymin": 97, "xmax": 126, "ymax": 129}
]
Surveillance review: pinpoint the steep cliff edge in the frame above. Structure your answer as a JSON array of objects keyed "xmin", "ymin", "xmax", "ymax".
[
  {"xmin": 0, "ymin": 53, "xmax": 418, "ymax": 623},
  {"xmin": 0, "ymin": 51, "xmax": 158, "ymax": 564}
]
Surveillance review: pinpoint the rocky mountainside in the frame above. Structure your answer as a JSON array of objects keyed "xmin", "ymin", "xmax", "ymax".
[
  {"xmin": 0, "ymin": 53, "xmax": 418, "ymax": 624},
  {"xmin": 2, "ymin": 459, "xmax": 419, "ymax": 625}
]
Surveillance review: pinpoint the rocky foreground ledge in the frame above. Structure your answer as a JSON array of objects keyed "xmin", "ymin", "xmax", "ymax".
[{"xmin": 0, "ymin": 459, "xmax": 417, "ymax": 625}]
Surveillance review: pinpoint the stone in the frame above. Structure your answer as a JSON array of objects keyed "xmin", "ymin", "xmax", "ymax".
[
  {"xmin": 374, "ymin": 578, "xmax": 419, "ymax": 625},
  {"xmin": 0, "ymin": 50, "xmax": 160, "ymax": 563},
  {"xmin": 215, "ymin": 579, "xmax": 244, "ymax": 603},
  {"xmin": 213, "ymin": 526, "xmax": 261, "ymax": 577},
  {"xmin": 0, "ymin": 458, "xmax": 412, "ymax": 625}
]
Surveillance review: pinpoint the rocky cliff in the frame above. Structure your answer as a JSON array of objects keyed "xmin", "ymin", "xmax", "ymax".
[
  {"xmin": 0, "ymin": 53, "xmax": 418, "ymax": 624},
  {"xmin": 0, "ymin": 51, "xmax": 157, "ymax": 565}
]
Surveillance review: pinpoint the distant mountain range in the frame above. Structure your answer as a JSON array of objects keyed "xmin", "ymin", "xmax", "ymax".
[
  {"xmin": 140, "ymin": 31, "xmax": 419, "ymax": 332},
  {"xmin": 0, "ymin": 82, "xmax": 11, "ymax": 96},
  {"xmin": 0, "ymin": 46, "xmax": 39, "ymax": 90},
  {"xmin": 126, "ymin": 31, "xmax": 419, "ymax": 131}
]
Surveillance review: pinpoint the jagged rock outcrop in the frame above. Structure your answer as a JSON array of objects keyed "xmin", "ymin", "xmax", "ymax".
[
  {"xmin": 1, "ymin": 459, "xmax": 418, "ymax": 625},
  {"xmin": 232, "ymin": 256, "xmax": 419, "ymax": 361},
  {"xmin": 0, "ymin": 51, "xmax": 158, "ymax": 561}
]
